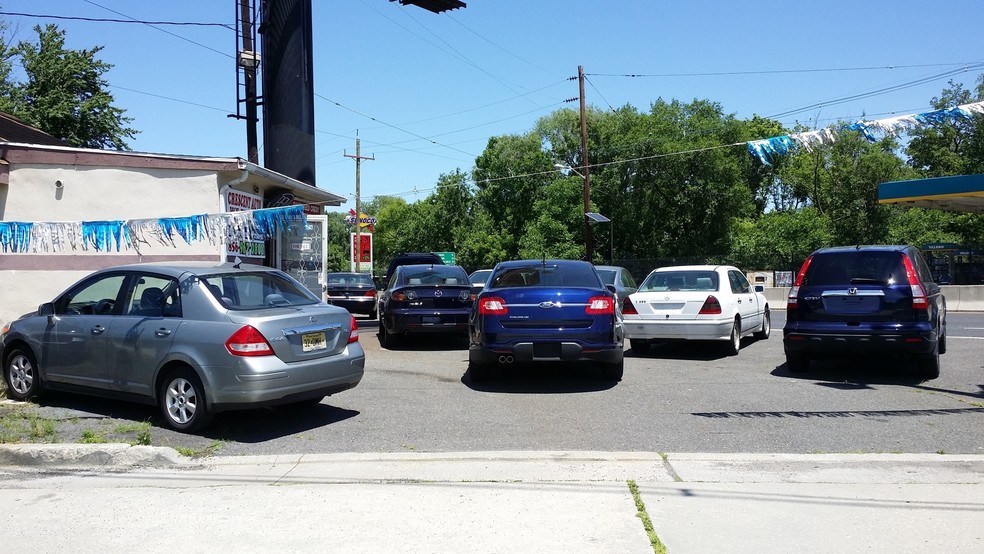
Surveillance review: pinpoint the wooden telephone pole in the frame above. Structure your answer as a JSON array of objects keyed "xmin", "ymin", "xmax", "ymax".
[
  {"xmin": 578, "ymin": 65, "xmax": 592, "ymax": 262},
  {"xmin": 344, "ymin": 136, "xmax": 374, "ymax": 272}
]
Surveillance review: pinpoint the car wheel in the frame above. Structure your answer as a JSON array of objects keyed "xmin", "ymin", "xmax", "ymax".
[
  {"xmin": 602, "ymin": 359, "xmax": 624, "ymax": 382},
  {"xmin": 917, "ymin": 347, "xmax": 941, "ymax": 380},
  {"xmin": 724, "ymin": 319, "xmax": 741, "ymax": 356},
  {"xmin": 754, "ymin": 308, "xmax": 771, "ymax": 340},
  {"xmin": 378, "ymin": 321, "xmax": 397, "ymax": 348},
  {"xmin": 468, "ymin": 361, "xmax": 490, "ymax": 383},
  {"xmin": 786, "ymin": 352, "xmax": 809, "ymax": 373},
  {"xmin": 938, "ymin": 320, "xmax": 947, "ymax": 355},
  {"xmin": 3, "ymin": 347, "xmax": 42, "ymax": 401},
  {"xmin": 629, "ymin": 339, "xmax": 650, "ymax": 354},
  {"xmin": 159, "ymin": 368, "xmax": 212, "ymax": 432}
]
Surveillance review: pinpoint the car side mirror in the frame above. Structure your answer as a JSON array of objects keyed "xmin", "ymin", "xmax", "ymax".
[{"xmin": 606, "ymin": 284, "xmax": 617, "ymax": 295}]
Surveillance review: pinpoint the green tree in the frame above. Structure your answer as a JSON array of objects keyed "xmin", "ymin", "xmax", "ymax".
[{"xmin": 3, "ymin": 24, "xmax": 137, "ymax": 149}]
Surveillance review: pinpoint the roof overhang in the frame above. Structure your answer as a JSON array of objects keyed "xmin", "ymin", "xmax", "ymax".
[{"xmin": 878, "ymin": 174, "xmax": 984, "ymax": 213}]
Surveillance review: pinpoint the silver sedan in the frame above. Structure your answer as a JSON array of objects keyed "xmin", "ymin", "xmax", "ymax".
[{"xmin": 1, "ymin": 261, "xmax": 365, "ymax": 432}]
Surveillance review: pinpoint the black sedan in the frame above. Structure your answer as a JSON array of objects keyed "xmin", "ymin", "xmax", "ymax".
[
  {"xmin": 325, "ymin": 272, "xmax": 377, "ymax": 318},
  {"xmin": 377, "ymin": 264, "xmax": 474, "ymax": 347}
]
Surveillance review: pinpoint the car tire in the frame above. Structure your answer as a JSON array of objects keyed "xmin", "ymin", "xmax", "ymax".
[
  {"xmin": 3, "ymin": 347, "xmax": 42, "ymax": 401},
  {"xmin": 468, "ymin": 361, "xmax": 490, "ymax": 383},
  {"xmin": 724, "ymin": 319, "xmax": 741, "ymax": 356},
  {"xmin": 754, "ymin": 308, "xmax": 771, "ymax": 340},
  {"xmin": 378, "ymin": 322, "xmax": 397, "ymax": 348},
  {"xmin": 602, "ymin": 359, "xmax": 624, "ymax": 382},
  {"xmin": 938, "ymin": 320, "xmax": 947, "ymax": 355},
  {"xmin": 159, "ymin": 368, "xmax": 212, "ymax": 433},
  {"xmin": 917, "ymin": 347, "xmax": 941, "ymax": 380},
  {"xmin": 786, "ymin": 353, "xmax": 809, "ymax": 373},
  {"xmin": 629, "ymin": 339, "xmax": 650, "ymax": 354}
]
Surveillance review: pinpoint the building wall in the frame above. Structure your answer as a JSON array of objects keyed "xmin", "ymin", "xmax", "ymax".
[{"xmin": 1, "ymin": 164, "xmax": 228, "ymax": 326}]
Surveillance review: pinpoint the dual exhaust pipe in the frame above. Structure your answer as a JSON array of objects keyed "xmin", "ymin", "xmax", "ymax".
[{"xmin": 497, "ymin": 355, "xmax": 514, "ymax": 364}]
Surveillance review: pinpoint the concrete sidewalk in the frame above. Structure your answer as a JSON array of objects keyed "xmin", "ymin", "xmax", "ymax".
[{"xmin": 1, "ymin": 446, "xmax": 982, "ymax": 553}]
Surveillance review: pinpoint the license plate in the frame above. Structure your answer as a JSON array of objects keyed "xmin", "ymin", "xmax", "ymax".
[
  {"xmin": 302, "ymin": 332, "xmax": 327, "ymax": 352},
  {"xmin": 422, "ymin": 316, "xmax": 442, "ymax": 324}
]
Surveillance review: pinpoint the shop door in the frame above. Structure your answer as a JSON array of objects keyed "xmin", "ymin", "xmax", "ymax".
[{"xmin": 279, "ymin": 214, "xmax": 327, "ymax": 301}]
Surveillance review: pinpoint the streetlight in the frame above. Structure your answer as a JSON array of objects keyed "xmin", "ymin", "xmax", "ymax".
[
  {"xmin": 554, "ymin": 163, "xmax": 593, "ymax": 261},
  {"xmin": 585, "ymin": 212, "xmax": 613, "ymax": 264}
]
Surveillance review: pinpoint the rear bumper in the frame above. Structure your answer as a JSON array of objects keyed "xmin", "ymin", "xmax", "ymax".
[
  {"xmin": 623, "ymin": 317, "xmax": 733, "ymax": 341},
  {"xmin": 327, "ymin": 296, "xmax": 376, "ymax": 315},
  {"xmin": 386, "ymin": 309, "xmax": 470, "ymax": 334},
  {"xmin": 782, "ymin": 325, "xmax": 938, "ymax": 356},
  {"xmin": 470, "ymin": 341, "xmax": 623, "ymax": 365}
]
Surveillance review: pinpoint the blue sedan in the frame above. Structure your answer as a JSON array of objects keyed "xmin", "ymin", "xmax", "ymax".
[{"xmin": 467, "ymin": 259, "xmax": 624, "ymax": 382}]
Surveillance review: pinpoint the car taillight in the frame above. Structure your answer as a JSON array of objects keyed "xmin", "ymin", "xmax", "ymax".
[
  {"xmin": 787, "ymin": 254, "xmax": 814, "ymax": 311},
  {"xmin": 392, "ymin": 290, "xmax": 416, "ymax": 301},
  {"xmin": 698, "ymin": 295, "xmax": 722, "ymax": 315},
  {"xmin": 622, "ymin": 296, "xmax": 638, "ymax": 315},
  {"xmin": 225, "ymin": 325, "xmax": 274, "ymax": 357},
  {"xmin": 901, "ymin": 254, "xmax": 929, "ymax": 311},
  {"xmin": 348, "ymin": 315, "xmax": 359, "ymax": 343},
  {"xmin": 586, "ymin": 296, "xmax": 614, "ymax": 315},
  {"xmin": 363, "ymin": 290, "xmax": 376, "ymax": 298},
  {"xmin": 479, "ymin": 296, "xmax": 508, "ymax": 315}
]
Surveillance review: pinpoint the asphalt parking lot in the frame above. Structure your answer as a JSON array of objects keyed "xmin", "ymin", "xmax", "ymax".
[{"xmin": 3, "ymin": 312, "xmax": 983, "ymax": 457}]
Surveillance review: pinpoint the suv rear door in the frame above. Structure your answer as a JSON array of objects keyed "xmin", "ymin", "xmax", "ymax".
[{"xmin": 796, "ymin": 250, "xmax": 915, "ymax": 323}]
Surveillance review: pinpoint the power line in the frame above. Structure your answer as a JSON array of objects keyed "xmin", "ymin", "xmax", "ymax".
[
  {"xmin": 0, "ymin": 10, "xmax": 235, "ymax": 29},
  {"xmin": 587, "ymin": 62, "xmax": 983, "ymax": 78},
  {"xmin": 82, "ymin": 0, "xmax": 232, "ymax": 59}
]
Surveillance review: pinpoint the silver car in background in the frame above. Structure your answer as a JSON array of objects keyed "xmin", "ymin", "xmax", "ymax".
[{"xmin": 1, "ymin": 262, "xmax": 365, "ymax": 432}]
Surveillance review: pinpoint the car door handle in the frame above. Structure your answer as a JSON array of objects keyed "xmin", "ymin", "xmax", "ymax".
[
  {"xmin": 737, "ymin": 299, "xmax": 742, "ymax": 303},
  {"xmin": 155, "ymin": 329, "xmax": 172, "ymax": 337},
  {"xmin": 91, "ymin": 325, "xmax": 106, "ymax": 335}
]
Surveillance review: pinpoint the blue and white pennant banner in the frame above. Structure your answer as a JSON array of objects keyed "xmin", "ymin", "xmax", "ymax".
[
  {"xmin": 0, "ymin": 205, "xmax": 305, "ymax": 254},
  {"xmin": 748, "ymin": 101, "xmax": 984, "ymax": 165}
]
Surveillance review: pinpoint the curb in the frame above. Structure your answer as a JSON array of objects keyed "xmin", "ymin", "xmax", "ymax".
[{"xmin": 0, "ymin": 443, "xmax": 185, "ymax": 468}]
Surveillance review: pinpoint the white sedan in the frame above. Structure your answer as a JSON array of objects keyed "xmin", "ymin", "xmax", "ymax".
[{"xmin": 622, "ymin": 265, "xmax": 770, "ymax": 355}]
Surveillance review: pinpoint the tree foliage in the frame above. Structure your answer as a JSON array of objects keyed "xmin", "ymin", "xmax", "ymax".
[{"xmin": 1, "ymin": 24, "xmax": 137, "ymax": 149}]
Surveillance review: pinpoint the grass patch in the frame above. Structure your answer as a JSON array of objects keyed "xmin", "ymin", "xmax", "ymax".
[
  {"xmin": 175, "ymin": 441, "xmax": 223, "ymax": 458},
  {"xmin": 0, "ymin": 407, "xmax": 58, "ymax": 443},
  {"xmin": 627, "ymin": 480, "xmax": 667, "ymax": 554},
  {"xmin": 80, "ymin": 429, "xmax": 108, "ymax": 443}
]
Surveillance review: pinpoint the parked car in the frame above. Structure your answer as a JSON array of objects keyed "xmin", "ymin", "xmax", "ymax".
[
  {"xmin": 468, "ymin": 269, "xmax": 494, "ymax": 290},
  {"xmin": 594, "ymin": 265, "xmax": 638, "ymax": 303},
  {"xmin": 377, "ymin": 264, "xmax": 474, "ymax": 347},
  {"xmin": 622, "ymin": 265, "xmax": 770, "ymax": 355},
  {"xmin": 467, "ymin": 259, "xmax": 624, "ymax": 382},
  {"xmin": 1, "ymin": 262, "xmax": 365, "ymax": 432},
  {"xmin": 783, "ymin": 245, "xmax": 946, "ymax": 378},
  {"xmin": 325, "ymin": 272, "xmax": 377, "ymax": 318}
]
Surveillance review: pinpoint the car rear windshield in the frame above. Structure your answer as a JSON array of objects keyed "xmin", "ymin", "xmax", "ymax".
[
  {"xmin": 401, "ymin": 266, "xmax": 469, "ymax": 286},
  {"xmin": 489, "ymin": 264, "xmax": 601, "ymax": 288},
  {"xmin": 596, "ymin": 269, "xmax": 617, "ymax": 285},
  {"xmin": 327, "ymin": 273, "xmax": 374, "ymax": 286},
  {"xmin": 804, "ymin": 251, "xmax": 906, "ymax": 286},
  {"xmin": 640, "ymin": 271, "xmax": 719, "ymax": 292},
  {"xmin": 200, "ymin": 271, "xmax": 320, "ymax": 309}
]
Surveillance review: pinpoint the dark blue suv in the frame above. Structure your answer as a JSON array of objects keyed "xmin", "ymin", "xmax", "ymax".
[
  {"xmin": 467, "ymin": 259, "xmax": 624, "ymax": 382},
  {"xmin": 783, "ymin": 245, "xmax": 946, "ymax": 378}
]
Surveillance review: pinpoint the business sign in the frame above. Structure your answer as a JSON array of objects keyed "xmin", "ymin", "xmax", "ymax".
[
  {"xmin": 350, "ymin": 232, "xmax": 373, "ymax": 273},
  {"xmin": 345, "ymin": 210, "xmax": 377, "ymax": 232},
  {"xmin": 225, "ymin": 190, "xmax": 265, "ymax": 260}
]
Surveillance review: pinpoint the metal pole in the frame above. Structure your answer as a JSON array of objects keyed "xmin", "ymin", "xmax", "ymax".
[{"xmin": 344, "ymin": 135, "xmax": 374, "ymax": 272}]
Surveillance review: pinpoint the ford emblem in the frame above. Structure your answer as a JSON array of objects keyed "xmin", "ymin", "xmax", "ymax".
[{"xmin": 539, "ymin": 301, "xmax": 557, "ymax": 309}]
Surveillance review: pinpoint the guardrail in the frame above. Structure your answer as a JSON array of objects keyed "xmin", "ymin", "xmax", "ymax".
[{"xmin": 761, "ymin": 286, "xmax": 984, "ymax": 312}]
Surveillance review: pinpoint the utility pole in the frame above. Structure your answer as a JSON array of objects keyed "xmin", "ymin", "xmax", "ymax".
[
  {"xmin": 578, "ymin": 65, "xmax": 592, "ymax": 262},
  {"xmin": 344, "ymin": 135, "xmax": 374, "ymax": 273}
]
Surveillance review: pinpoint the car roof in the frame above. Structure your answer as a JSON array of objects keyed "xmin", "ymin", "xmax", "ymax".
[
  {"xmin": 495, "ymin": 259, "xmax": 593, "ymax": 269},
  {"xmin": 90, "ymin": 261, "xmax": 274, "ymax": 278},
  {"xmin": 813, "ymin": 245, "xmax": 909, "ymax": 254},
  {"xmin": 652, "ymin": 265, "xmax": 730, "ymax": 272}
]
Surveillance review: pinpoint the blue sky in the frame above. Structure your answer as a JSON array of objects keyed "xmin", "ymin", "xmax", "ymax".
[{"xmin": 2, "ymin": 1, "xmax": 982, "ymax": 214}]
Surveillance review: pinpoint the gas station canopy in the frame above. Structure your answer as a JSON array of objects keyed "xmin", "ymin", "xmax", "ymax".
[{"xmin": 878, "ymin": 174, "xmax": 984, "ymax": 213}]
